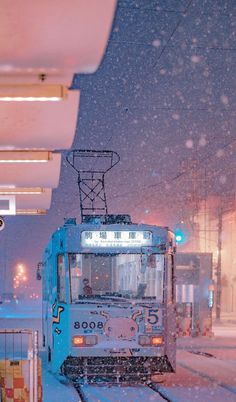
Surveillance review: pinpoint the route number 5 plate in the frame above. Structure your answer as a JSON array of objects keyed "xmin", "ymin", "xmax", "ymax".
[{"xmin": 144, "ymin": 308, "xmax": 162, "ymax": 331}]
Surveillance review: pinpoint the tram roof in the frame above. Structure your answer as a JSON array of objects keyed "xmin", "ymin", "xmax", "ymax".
[{"xmin": 59, "ymin": 216, "xmax": 170, "ymax": 234}]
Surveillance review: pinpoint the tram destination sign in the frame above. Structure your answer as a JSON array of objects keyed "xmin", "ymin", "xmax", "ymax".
[{"xmin": 81, "ymin": 230, "xmax": 153, "ymax": 248}]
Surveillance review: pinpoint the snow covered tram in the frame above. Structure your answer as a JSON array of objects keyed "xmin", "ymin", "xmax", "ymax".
[{"xmin": 42, "ymin": 215, "xmax": 176, "ymax": 382}]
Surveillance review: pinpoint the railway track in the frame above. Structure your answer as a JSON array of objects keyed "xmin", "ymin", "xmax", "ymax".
[
  {"xmin": 73, "ymin": 379, "xmax": 236, "ymax": 402},
  {"xmin": 74, "ymin": 382, "xmax": 171, "ymax": 402},
  {"xmin": 179, "ymin": 349, "xmax": 236, "ymax": 397},
  {"xmin": 70, "ymin": 351, "xmax": 236, "ymax": 402}
]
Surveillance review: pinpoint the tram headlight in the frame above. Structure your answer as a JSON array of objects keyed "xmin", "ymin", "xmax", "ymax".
[
  {"xmin": 72, "ymin": 335, "xmax": 97, "ymax": 347},
  {"xmin": 73, "ymin": 336, "xmax": 84, "ymax": 346},
  {"xmin": 151, "ymin": 336, "xmax": 163, "ymax": 346},
  {"xmin": 138, "ymin": 335, "xmax": 163, "ymax": 346}
]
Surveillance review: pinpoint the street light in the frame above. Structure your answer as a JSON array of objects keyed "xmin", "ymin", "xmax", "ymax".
[{"xmin": 14, "ymin": 263, "xmax": 28, "ymax": 289}]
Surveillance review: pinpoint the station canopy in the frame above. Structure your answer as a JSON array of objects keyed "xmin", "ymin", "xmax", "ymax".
[
  {"xmin": 0, "ymin": 91, "xmax": 80, "ymax": 149},
  {"xmin": 0, "ymin": 0, "xmax": 117, "ymax": 215}
]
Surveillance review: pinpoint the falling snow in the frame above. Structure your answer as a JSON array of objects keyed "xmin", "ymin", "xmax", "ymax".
[
  {"xmin": 152, "ymin": 39, "xmax": 161, "ymax": 48},
  {"xmin": 0, "ymin": 0, "xmax": 236, "ymax": 357},
  {"xmin": 185, "ymin": 139, "xmax": 194, "ymax": 149}
]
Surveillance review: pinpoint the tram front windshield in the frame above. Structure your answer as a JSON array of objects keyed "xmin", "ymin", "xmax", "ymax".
[{"xmin": 69, "ymin": 253, "xmax": 164, "ymax": 303}]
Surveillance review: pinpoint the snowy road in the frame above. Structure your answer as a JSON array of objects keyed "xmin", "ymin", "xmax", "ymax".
[
  {"xmin": 1, "ymin": 304, "xmax": 236, "ymax": 401},
  {"xmin": 46, "ymin": 321, "xmax": 236, "ymax": 401},
  {"xmin": 72, "ymin": 359, "xmax": 236, "ymax": 402},
  {"xmin": 78, "ymin": 384, "xmax": 166, "ymax": 402},
  {"xmin": 152, "ymin": 354, "xmax": 236, "ymax": 402},
  {"xmin": 150, "ymin": 327, "xmax": 236, "ymax": 402},
  {"xmin": 74, "ymin": 342, "xmax": 236, "ymax": 402}
]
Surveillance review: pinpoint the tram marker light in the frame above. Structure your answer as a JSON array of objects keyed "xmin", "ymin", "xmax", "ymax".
[
  {"xmin": 139, "ymin": 335, "xmax": 163, "ymax": 346},
  {"xmin": 84, "ymin": 335, "xmax": 97, "ymax": 346},
  {"xmin": 138, "ymin": 335, "xmax": 150, "ymax": 346}
]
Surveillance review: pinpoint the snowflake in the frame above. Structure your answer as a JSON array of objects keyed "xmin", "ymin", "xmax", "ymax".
[
  {"xmin": 216, "ymin": 149, "xmax": 224, "ymax": 158},
  {"xmin": 220, "ymin": 95, "xmax": 229, "ymax": 105},
  {"xmin": 191, "ymin": 55, "xmax": 201, "ymax": 64},
  {"xmin": 219, "ymin": 175, "xmax": 227, "ymax": 184},
  {"xmin": 152, "ymin": 39, "xmax": 161, "ymax": 48},
  {"xmin": 199, "ymin": 136, "xmax": 207, "ymax": 147},
  {"xmin": 172, "ymin": 113, "xmax": 180, "ymax": 120},
  {"xmin": 159, "ymin": 69, "xmax": 166, "ymax": 75},
  {"xmin": 185, "ymin": 139, "xmax": 194, "ymax": 149}
]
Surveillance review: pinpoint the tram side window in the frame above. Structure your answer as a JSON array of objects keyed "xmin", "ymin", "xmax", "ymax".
[
  {"xmin": 69, "ymin": 254, "xmax": 83, "ymax": 302},
  {"xmin": 57, "ymin": 254, "xmax": 66, "ymax": 303},
  {"xmin": 43, "ymin": 273, "xmax": 49, "ymax": 301},
  {"xmin": 42, "ymin": 260, "xmax": 48, "ymax": 301}
]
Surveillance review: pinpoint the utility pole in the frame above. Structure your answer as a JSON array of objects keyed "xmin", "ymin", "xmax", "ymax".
[{"xmin": 216, "ymin": 207, "xmax": 223, "ymax": 320}]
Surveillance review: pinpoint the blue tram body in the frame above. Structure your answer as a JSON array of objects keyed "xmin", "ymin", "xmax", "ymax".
[{"xmin": 42, "ymin": 216, "xmax": 176, "ymax": 381}]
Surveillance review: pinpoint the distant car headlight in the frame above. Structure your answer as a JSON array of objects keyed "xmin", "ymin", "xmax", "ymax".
[{"xmin": 72, "ymin": 335, "xmax": 97, "ymax": 347}]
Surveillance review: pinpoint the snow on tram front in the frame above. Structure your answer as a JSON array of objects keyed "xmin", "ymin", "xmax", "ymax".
[{"xmin": 42, "ymin": 214, "xmax": 176, "ymax": 382}]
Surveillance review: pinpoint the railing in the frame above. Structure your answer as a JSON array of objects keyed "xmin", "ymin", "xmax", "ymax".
[{"xmin": 0, "ymin": 329, "xmax": 41, "ymax": 402}]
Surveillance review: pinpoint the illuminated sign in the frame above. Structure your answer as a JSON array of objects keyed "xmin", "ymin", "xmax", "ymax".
[{"xmin": 81, "ymin": 231, "xmax": 153, "ymax": 248}]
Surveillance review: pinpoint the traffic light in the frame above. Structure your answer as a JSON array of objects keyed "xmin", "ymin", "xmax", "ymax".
[
  {"xmin": 175, "ymin": 232, "xmax": 183, "ymax": 243},
  {"xmin": 174, "ymin": 224, "xmax": 187, "ymax": 245},
  {"xmin": 175, "ymin": 230, "xmax": 185, "ymax": 244}
]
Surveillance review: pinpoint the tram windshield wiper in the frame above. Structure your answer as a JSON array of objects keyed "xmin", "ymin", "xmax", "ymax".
[
  {"xmin": 101, "ymin": 295, "xmax": 128, "ymax": 302},
  {"xmin": 76, "ymin": 293, "xmax": 129, "ymax": 302}
]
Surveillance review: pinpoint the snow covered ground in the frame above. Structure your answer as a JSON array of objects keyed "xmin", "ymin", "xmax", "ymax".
[
  {"xmin": 42, "ymin": 369, "xmax": 80, "ymax": 402},
  {"xmin": 0, "ymin": 302, "xmax": 236, "ymax": 401},
  {"xmin": 79, "ymin": 383, "xmax": 165, "ymax": 402}
]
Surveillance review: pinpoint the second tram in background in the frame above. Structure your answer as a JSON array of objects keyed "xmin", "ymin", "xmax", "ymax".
[{"xmin": 41, "ymin": 214, "xmax": 176, "ymax": 382}]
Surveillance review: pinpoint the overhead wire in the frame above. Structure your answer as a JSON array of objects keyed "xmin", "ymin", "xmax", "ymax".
[
  {"xmin": 130, "ymin": 136, "xmax": 236, "ymax": 210},
  {"xmin": 109, "ymin": 40, "xmax": 236, "ymax": 53},
  {"xmin": 63, "ymin": 0, "xmax": 235, "ymax": 217},
  {"xmin": 62, "ymin": 135, "xmax": 234, "ymax": 220},
  {"xmin": 152, "ymin": 0, "xmax": 193, "ymax": 69},
  {"xmin": 73, "ymin": 143, "xmax": 234, "ymax": 220},
  {"xmin": 107, "ymin": 133, "xmax": 236, "ymax": 206},
  {"xmin": 118, "ymin": 4, "xmax": 236, "ymax": 18},
  {"xmin": 94, "ymin": 0, "xmax": 194, "ymax": 149},
  {"xmin": 105, "ymin": 0, "xmax": 236, "ymax": 207}
]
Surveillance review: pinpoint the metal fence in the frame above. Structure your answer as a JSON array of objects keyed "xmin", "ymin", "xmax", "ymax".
[{"xmin": 0, "ymin": 329, "xmax": 41, "ymax": 402}]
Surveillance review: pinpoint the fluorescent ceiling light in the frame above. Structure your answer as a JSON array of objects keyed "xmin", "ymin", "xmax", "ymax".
[
  {"xmin": 0, "ymin": 151, "xmax": 52, "ymax": 163},
  {"xmin": 0, "ymin": 84, "xmax": 68, "ymax": 101},
  {"xmin": 0, "ymin": 188, "xmax": 44, "ymax": 195},
  {"xmin": 16, "ymin": 209, "xmax": 47, "ymax": 215}
]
